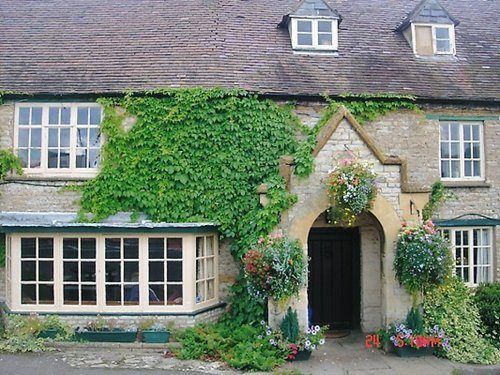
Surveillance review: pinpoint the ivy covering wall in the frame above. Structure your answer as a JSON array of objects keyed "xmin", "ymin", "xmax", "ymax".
[{"xmin": 79, "ymin": 89, "xmax": 300, "ymax": 258}]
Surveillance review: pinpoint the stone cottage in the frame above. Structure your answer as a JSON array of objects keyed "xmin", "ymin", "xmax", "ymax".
[{"xmin": 0, "ymin": 0, "xmax": 498, "ymax": 331}]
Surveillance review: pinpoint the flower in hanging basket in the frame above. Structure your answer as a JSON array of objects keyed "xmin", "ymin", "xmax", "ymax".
[
  {"xmin": 242, "ymin": 234, "xmax": 307, "ymax": 303},
  {"xmin": 326, "ymin": 158, "xmax": 377, "ymax": 226},
  {"xmin": 393, "ymin": 220, "xmax": 453, "ymax": 303}
]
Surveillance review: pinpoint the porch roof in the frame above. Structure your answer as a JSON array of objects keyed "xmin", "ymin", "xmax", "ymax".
[{"xmin": 0, "ymin": 212, "xmax": 218, "ymax": 233}]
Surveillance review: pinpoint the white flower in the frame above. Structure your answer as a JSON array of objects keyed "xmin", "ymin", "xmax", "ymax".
[
  {"xmin": 319, "ymin": 338, "xmax": 325, "ymax": 345},
  {"xmin": 266, "ymin": 329, "xmax": 272, "ymax": 336}
]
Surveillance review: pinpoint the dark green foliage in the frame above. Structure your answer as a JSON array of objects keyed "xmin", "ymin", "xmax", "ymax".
[
  {"xmin": 174, "ymin": 323, "xmax": 287, "ymax": 371},
  {"xmin": 219, "ymin": 273, "xmax": 267, "ymax": 326},
  {"xmin": 424, "ymin": 277, "xmax": 500, "ymax": 364},
  {"xmin": 280, "ymin": 307, "xmax": 299, "ymax": 343},
  {"xmin": 0, "ymin": 149, "xmax": 23, "ymax": 181},
  {"xmin": 405, "ymin": 307, "xmax": 423, "ymax": 334},
  {"xmin": 422, "ymin": 181, "xmax": 454, "ymax": 221},
  {"xmin": 473, "ymin": 282, "xmax": 500, "ymax": 347},
  {"xmin": 79, "ymin": 89, "xmax": 299, "ymax": 258}
]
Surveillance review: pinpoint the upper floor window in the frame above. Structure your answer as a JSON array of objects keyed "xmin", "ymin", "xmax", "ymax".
[
  {"xmin": 441, "ymin": 227, "xmax": 493, "ymax": 287},
  {"xmin": 396, "ymin": 0, "xmax": 458, "ymax": 58},
  {"xmin": 412, "ymin": 24, "xmax": 455, "ymax": 56},
  {"xmin": 278, "ymin": 0, "xmax": 341, "ymax": 53},
  {"xmin": 439, "ymin": 122, "xmax": 484, "ymax": 180},
  {"xmin": 291, "ymin": 18, "xmax": 338, "ymax": 50},
  {"xmin": 15, "ymin": 103, "xmax": 102, "ymax": 177}
]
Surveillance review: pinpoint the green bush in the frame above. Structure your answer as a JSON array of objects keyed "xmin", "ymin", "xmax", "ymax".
[
  {"xmin": 473, "ymin": 282, "xmax": 500, "ymax": 347},
  {"xmin": 0, "ymin": 314, "xmax": 48, "ymax": 353},
  {"xmin": 174, "ymin": 323, "xmax": 287, "ymax": 371},
  {"xmin": 280, "ymin": 307, "xmax": 299, "ymax": 343},
  {"xmin": 424, "ymin": 277, "xmax": 500, "ymax": 364}
]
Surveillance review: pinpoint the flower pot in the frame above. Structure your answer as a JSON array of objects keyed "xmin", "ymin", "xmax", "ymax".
[
  {"xmin": 293, "ymin": 349, "xmax": 312, "ymax": 361},
  {"xmin": 74, "ymin": 330, "xmax": 137, "ymax": 343},
  {"xmin": 394, "ymin": 346, "xmax": 435, "ymax": 357},
  {"xmin": 141, "ymin": 330, "xmax": 170, "ymax": 343}
]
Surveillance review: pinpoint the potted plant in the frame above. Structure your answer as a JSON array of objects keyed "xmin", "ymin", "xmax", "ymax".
[
  {"xmin": 382, "ymin": 321, "xmax": 450, "ymax": 357},
  {"xmin": 139, "ymin": 317, "xmax": 170, "ymax": 343},
  {"xmin": 74, "ymin": 316, "xmax": 137, "ymax": 342},
  {"xmin": 326, "ymin": 156, "xmax": 377, "ymax": 226},
  {"xmin": 37, "ymin": 315, "xmax": 73, "ymax": 340},
  {"xmin": 260, "ymin": 308, "xmax": 327, "ymax": 361},
  {"xmin": 242, "ymin": 234, "xmax": 307, "ymax": 304}
]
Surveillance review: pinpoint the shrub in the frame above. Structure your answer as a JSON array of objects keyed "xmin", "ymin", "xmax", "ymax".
[
  {"xmin": 174, "ymin": 323, "xmax": 287, "ymax": 371},
  {"xmin": 424, "ymin": 277, "xmax": 500, "ymax": 364},
  {"xmin": 280, "ymin": 307, "xmax": 299, "ymax": 343},
  {"xmin": 0, "ymin": 314, "xmax": 50, "ymax": 353},
  {"xmin": 473, "ymin": 282, "xmax": 500, "ymax": 347}
]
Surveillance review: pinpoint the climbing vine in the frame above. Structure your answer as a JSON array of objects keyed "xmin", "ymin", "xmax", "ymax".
[
  {"xmin": 294, "ymin": 93, "xmax": 417, "ymax": 176},
  {"xmin": 422, "ymin": 181, "xmax": 454, "ymax": 221},
  {"xmin": 79, "ymin": 88, "xmax": 300, "ymax": 259}
]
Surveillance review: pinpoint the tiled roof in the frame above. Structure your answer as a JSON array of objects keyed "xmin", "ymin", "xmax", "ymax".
[
  {"xmin": 396, "ymin": 0, "xmax": 459, "ymax": 30},
  {"xmin": 0, "ymin": 0, "xmax": 498, "ymax": 101}
]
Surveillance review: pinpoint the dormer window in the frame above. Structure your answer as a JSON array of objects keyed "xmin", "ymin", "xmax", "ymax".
[
  {"xmin": 412, "ymin": 24, "xmax": 455, "ymax": 56},
  {"xmin": 396, "ymin": 0, "xmax": 459, "ymax": 58},
  {"xmin": 279, "ymin": 0, "xmax": 341, "ymax": 52},
  {"xmin": 292, "ymin": 18, "xmax": 337, "ymax": 50}
]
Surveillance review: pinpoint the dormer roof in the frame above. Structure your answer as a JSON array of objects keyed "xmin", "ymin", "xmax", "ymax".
[
  {"xmin": 279, "ymin": 0, "xmax": 341, "ymax": 28},
  {"xmin": 395, "ymin": 0, "xmax": 459, "ymax": 31}
]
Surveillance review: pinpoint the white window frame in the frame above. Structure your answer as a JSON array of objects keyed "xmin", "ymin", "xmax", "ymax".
[
  {"xmin": 441, "ymin": 227, "xmax": 494, "ymax": 287},
  {"xmin": 7, "ymin": 232, "xmax": 218, "ymax": 313},
  {"xmin": 14, "ymin": 103, "xmax": 103, "ymax": 178},
  {"xmin": 439, "ymin": 121, "xmax": 484, "ymax": 181},
  {"xmin": 290, "ymin": 17, "xmax": 338, "ymax": 51},
  {"xmin": 411, "ymin": 23, "xmax": 456, "ymax": 56}
]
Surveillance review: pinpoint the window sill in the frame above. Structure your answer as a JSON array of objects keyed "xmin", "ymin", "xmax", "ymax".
[
  {"xmin": 5, "ymin": 174, "xmax": 96, "ymax": 182},
  {"xmin": 441, "ymin": 180, "xmax": 490, "ymax": 188}
]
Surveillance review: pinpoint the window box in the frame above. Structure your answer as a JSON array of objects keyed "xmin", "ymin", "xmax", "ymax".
[
  {"xmin": 141, "ymin": 330, "xmax": 170, "ymax": 343},
  {"xmin": 394, "ymin": 346, "xmax": 435, "ymax": 357},
  {"xmin": 74, "ymin": 330, "xmax": 137, "ymax": 343}
]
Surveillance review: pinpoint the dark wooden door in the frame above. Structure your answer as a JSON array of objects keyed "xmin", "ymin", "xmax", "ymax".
[{"xmin": 308, "ymin": 227, "xmax": 360, "ymax": 330}]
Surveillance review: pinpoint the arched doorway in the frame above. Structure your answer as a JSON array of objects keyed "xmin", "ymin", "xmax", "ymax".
[{"xmin": 308, "ymin": 227, "xmax": 361, "ymax": 330}]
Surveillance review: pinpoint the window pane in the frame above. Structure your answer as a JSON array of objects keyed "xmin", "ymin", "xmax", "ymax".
[
  {"xmin": 89, "ymin": 128, "xmax": 100, "ymax": 147},
  {"xmin": 167, "ymin": 285, "xmax": 183, "ymax": 305},
  {"xmin": 124, "ymin": 261, "xmax": 139, "ymax": 281},
  {"xmin": 19, "ymin": 108, "xmax": 30, "ymax": 125},
  {"xmin": 206, "ymin": 237, "xmax": 214, "ymax": 256},
  {"xmin": 440, "ymin": 143, "xmax": 449, "ymax": 158},
  {"xmin": 105, "ymin": 238, "xmax": 121, "ymax": 259},
  {"xmin": 106, "ymin": 285, "xmax": 121, "ymax": 304},
  {"xmin": 149, "ymin": 262, "xmax": 164, "ymax": 281},
  {"xmin": 63, "ymin": 238, "xmax": 79, "ymax": 259},
  {"xmin": 31, "ymin": 128, "xmax": 41, "ymax": 147},
  {"xmin": 61, "ymin": 128, "xmax": 70, "ymax": 147},
  {"xmin": 196, "ymin": 237, "xmax": 204, "ymax": 258},
  {"xmin": 124, "ymin": 238, "xmax": 139, "ymax": 259},
  {"xmin": 82, "ymin": 286, "xmax": 96, "ymax": 305},
  {"xmin": 450, "ymin": 124, "xmax": 459, "ymax": 140},
  {"xmin": 21, "ymin": 238, "xmax": 36, "ymax": 258},
  {"xmin": 39, "ymin": 238, "xmax": 53, "ymax": 258},
  {"xmin": 106, "ymin": 262, "xmax": 121, "ymax": 282},
  {"xmin": 49, "ymin": 108, "xmax": 59, "ymax": 125},
  {"xmin": 31, "ymin": 107, "xmax": 42, "ymax": 125},
  {"xmin": 64, "ymin": 285, "xmax": 79, "ymax": 304},
  {"xmin": 149, "ymin": 238, "xmax": 164, "ymax": 259},
  {"xmin": 150, "ymin": 285, "xmax": 164, "ymax": 302},
  {"xmin": 18, "ymin": 149, "xmax": 28, "ymax": 168},
  {"xmin": 298, "ymin": 34, "xmax": 313, "ymax": 45},
  {"xmin": 61, "ymin": 107, "xmax": 71, "ymax": 124},
  {"xmin": 21, "ymin": 284, "xmax": 36, "ymax": 304},
  {"xmin": 318, "ymin": 21, "xmax": 332, "ymax": 33},
  {"xmin": 81, "ymin": 262, "xmax": 96, "ymax": 281},
  {"xmin": 38, "ymin": 284, "xmax": 54, "ymax": 304},
  {"xmin": 18, "ymin": 128, "xmax": 29, "ymax": 147},
  {"xmin": 207, "ymin": 280, "xmax": 215, "ymax": 300},
  {"xmin": 435, "ymin": 27, "xmax": 449, "ymax": 39},
  {"xmin": 77, "ymin": 107, "xmax": 88, "ymax": 125},
  {"xmin": 21, "ymin": 261, "xmax": 36, "ymax": 281},
  {"xmin": 437, "ymin": 40, "xmax": 450, "ymax": 52},
  {"xmin": 440, "ymin": 124, "xmax": 449, "ymax": 140},
  {"xmin": 167, "ymin": 261, "xmax": 182, "ymax": 282},
  {"xmin": 89, "ymin": 107, "xmax": 101, "ymax": 125},
  {"xmin": 297, "ymin": 20, "xmax": 312, "ymax": 32},
  {"xmin": 318, "ymin": 33, "xmax": 332, "ymax": 46},
  {"xmin": 64, "ymin": 262, "xmax": 78, "ymax": 281},
  {"xmin": 39, "ymin": 261, "xmax": 53, "ymax": 281},
  {"xmin": 167, "ymin": 238, "xmax": 182, "ymax": 258},
  {"xmin": 81, "ymin": 238, "xmax": 96, "ymax": 259},
  {"xmin": 48, "ymin": 128, "xmax": 58, "ymax": 147},
  {"xmin": 77, "ymin": 128, "xmax": 88, "ymax": 147}
]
